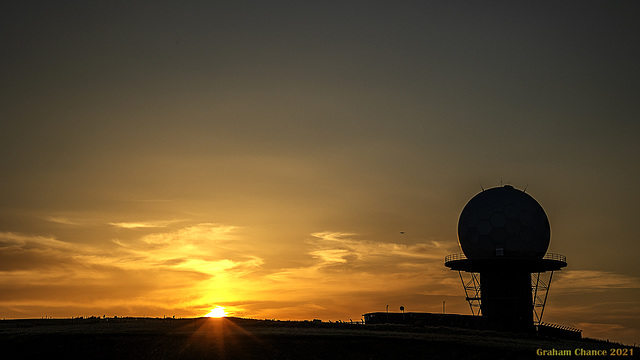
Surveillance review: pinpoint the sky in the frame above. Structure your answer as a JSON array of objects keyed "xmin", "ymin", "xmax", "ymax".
[{"xmin": 1, "ymin": 0, "xmax": 639, "ymax": 345}]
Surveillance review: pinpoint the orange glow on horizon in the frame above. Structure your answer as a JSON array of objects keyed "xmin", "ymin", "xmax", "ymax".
[{"xmin": 205, "ymin": 306, "xmax": 227, "ymax": 318}]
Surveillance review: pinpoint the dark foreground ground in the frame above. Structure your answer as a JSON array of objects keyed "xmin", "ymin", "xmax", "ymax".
[{"xmin": 0, "ymin": 317, "xmax": 635, "ymax": 359}]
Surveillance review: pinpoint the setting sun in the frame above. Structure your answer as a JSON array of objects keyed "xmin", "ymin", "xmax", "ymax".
[{"xmin": 205, "ymin": 306, "xmax": 227, "ymax": 318}]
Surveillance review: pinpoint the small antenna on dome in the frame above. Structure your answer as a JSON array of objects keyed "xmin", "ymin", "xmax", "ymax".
[
  {"xmin": 524, "ymin": 184, "xmax": 528, "ymax": 192},
  {"xmin": 480, "ymin": 183, "xmax": 485, "ymax": 191}
]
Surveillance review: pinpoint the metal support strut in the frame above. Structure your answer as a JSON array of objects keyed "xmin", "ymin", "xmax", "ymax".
[
  {"xmin": 458, "ymin": 271, "xmax": 481, "ymax": 316},
  {"xmin": 532, "ymin": 271, "xmax": 554, "ymax": 324}
]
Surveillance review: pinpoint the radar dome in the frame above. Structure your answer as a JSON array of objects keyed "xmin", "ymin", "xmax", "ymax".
[{"xmin": 458, "ymin": 185, "xmax": 550, "ymax": 259}]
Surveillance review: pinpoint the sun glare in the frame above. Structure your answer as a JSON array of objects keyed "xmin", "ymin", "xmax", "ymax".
[{"xmin": 205, "ymin": 306, "xmax": 227, "ymax": 318}]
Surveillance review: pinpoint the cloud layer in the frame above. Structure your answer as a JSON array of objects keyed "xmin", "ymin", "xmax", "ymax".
[
  {"xmin": 0, "ymin": 225, "xmax": 458, "ymax": 317},
  {"xmin": 1, "ymin": 220, "xmax": 639, "ymax": 344}
]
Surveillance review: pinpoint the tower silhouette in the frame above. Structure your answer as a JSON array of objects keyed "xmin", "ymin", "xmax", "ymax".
[{"xmin": 445, "ymin": 185, "xmax": 566, "ymax": 333}]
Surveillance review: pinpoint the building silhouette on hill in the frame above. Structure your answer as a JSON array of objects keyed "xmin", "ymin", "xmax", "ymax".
[{"xmin": 364, "ymin": 185, "xmax": 579, "ymax": 340}]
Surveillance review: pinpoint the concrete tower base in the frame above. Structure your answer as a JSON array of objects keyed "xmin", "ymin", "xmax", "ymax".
[
  {"xmin": 481, "ymin": 270, "xmax": 534, "ymax": 333},
  {"xmin": 445, "ymin": 256, "xmax": 566, "ymax": 333}
]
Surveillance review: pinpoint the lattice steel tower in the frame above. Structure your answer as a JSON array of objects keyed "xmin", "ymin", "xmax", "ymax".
[{"xmin": 444, "ymin": 185, "xmax": 567, "ymax": 333}]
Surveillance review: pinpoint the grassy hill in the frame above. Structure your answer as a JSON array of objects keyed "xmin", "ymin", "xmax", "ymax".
[{"xmin": 0, "ymin": 317, "xmax": 634, "ymax": 359}]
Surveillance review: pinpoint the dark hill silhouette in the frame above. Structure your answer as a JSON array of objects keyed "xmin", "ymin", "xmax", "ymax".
[{"xmin": 0, "ymin": 317, "xmax": 634, "ymax": 359}]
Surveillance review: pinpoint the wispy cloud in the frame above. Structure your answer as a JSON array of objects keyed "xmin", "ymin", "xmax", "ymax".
[
  {"xmin": 45, "ymin": 216, "xmax": 87, "ymax": 226},
  {"xmin": 259, "ymin": 231, "xmax": 460, "ymax": 316},
  {"xmin": 109, "ymin": 219, "xmax": 186, "ymax": 229},
  {"xmin": 306, "ymin": 231, "xmax": 458, "ymax": 268},
  {"xmin": 554, "ymin": 270, "xmax": 640, "ymax": 293},
  {"xmin": 543, "ymin": 299, "xmax": 640, "ymax": 345},
  {"xmin": 0, "ymin": 224, "xmax": 262, "ymax": 316},
  {"xmin": 0, "ymin": 227, "xmax": 459, "ymax": 319},
  {"xmin": 0, "ymin": 232, "xmax": 76, "ymax": 252}
]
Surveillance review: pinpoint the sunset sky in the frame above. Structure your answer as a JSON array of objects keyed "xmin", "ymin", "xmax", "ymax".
[{"xmin": 1, "ymin": 1, "xmax": 639, "ymax": 345}]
